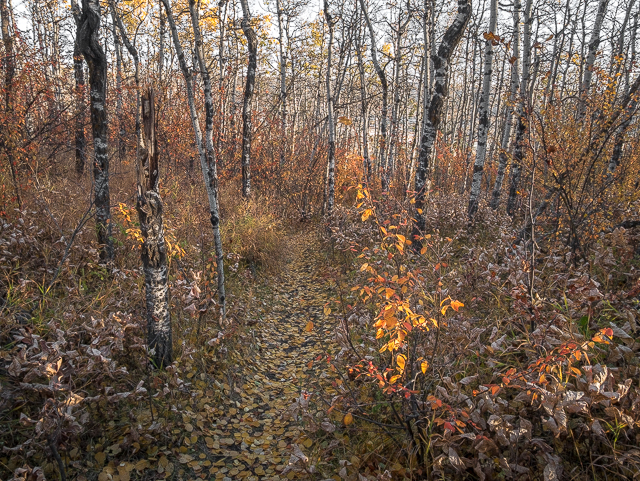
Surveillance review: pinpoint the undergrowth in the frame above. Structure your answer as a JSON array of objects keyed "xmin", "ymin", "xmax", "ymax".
[{"xmin": 307, "ymin": 186, "xmax": 640, "ymax": 480}]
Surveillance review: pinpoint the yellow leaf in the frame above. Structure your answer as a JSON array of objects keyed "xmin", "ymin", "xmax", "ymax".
[
  {"xmin": 305, "ymin": 321, "xmax": 314, "ymax": 332},
  {"xmin": 324, "ymin": 306, "xmax": 331, "ymax": 316},
  {"xmin": 361, "ymin": 209, "xmax": 373, "ymax": 221},
  {"xmin": 396, "ymin": 354, "xmax": 406, "ymax": 372},
  {"xmin": 421, "ymin": 361, "xmax": 428, "ymax": 374},
  {"xmin": 343, "ymin": 413, "xmax": 353, "ymax": 425}
]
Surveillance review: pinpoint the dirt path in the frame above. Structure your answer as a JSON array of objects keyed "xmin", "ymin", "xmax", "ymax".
[{"xmin": 198, "ymin": 232, "xmax": 339, "ymax": 480}]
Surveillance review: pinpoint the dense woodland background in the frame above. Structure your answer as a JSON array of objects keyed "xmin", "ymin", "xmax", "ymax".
[{"xmin": 1, "ymin": 0, "xmax": 640, "ymax": 479}]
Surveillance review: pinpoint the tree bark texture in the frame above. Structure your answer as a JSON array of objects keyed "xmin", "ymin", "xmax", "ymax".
[
  {"xmin": 77, "ymin": 0, "xmax": 112, "ymax": 261},
  {"xmin": 324, "ymin": 0, "xmax": 336, "ymax": 215},
  {"xmin": 240, "ymin": 0, "xmax": 257, "ymax": 198},
  {"xmin": 70, "ymin": 1, "xmax": 86, "ymax": 177},
  {"xmin": 136, "ymin": 89, "xmax": 172, "ymax": 368},
  {"xmin": 355, "ymin": 25, "xmax": 371, "ymax": 184},
  {"xmin": 276, "ymin": 0, "xmax": 287, "ymax": 168},
  {"xmin": 413, "ymin": 0, "xmax": 471, "ymax": 238},
  {"xmin": 189, "ymin": 0, "xmax": 226, "ymax": 318},
  {"xmin": 0, "ymin": 0, "xmax": 20, "ymax": 209},
  {"xmin": 506, "ymin": 0, "xmax": 532, "ymax": 217},
  {"xmin": 161, "ymin": 0, "xmax": 226, "ymax": 318},
  {"xmin": 468, "ymin": 0, "xmax": 497, "ymax": 219},
  {"xmin": 491, "ymin": 0, "xmax": 520, "ymax": 210},
  {"xmin": 359, "ymin": 0, "xmax": 388, "ymax": 190},
  {"xmin": 578, "ymin": 0, "xmax": 609, "ymax": 118}
]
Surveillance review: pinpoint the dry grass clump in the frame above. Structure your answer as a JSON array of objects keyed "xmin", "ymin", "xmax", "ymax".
[{"xmin": 220, "ymin": 189, "xmax": 289, "ymax": 273}]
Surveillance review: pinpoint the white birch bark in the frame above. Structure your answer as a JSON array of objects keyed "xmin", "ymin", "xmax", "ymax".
[
  {"xmin": 161, "ymin": 0, "xmax": 226, "ymax": 318},
  {"xmin": 276, "ymin": 0, "xmax": 287, "ymax": 168},
  {"xmin": 413, "ymin": 0, "xmax": 471, "ymax": 239},
  {"xmin": 468, "ymin": 0, "xmax": 497, "ymax": 219},
  {"xmin": 506, "ymin": 0, "xmax": 532, "ymax": 217},
  {"xmin": 240, "ymin": 0, "xmax": 257, "ymax": 198},
  {"xmin": 578, "ymin": 0, "xmax": 609, "ymax": 118},
  {"xmin": 359, "ymin": 0, "xmax": 389, "ymax": 190},
  {"xmin": 324, "ymin": 0, "xmax": 336, "ymax": 215},
  {"xmin": 490, "ymin": 0, "xmax": 520, "ymax": 210}
]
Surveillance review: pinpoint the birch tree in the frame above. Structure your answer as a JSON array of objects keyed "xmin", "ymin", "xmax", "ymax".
[
  {"xmin": 161, "ymin": 0, "xmax": 226, "ymax": 318},
  {"xmin": 359, "ymin": 0, "xmax": 389, "ymax": 190},
  {"xmin": 491, "ymin": 0, "xmax": 520, "ymax": 210},
  {"xmin": 413, "ymin": 0, "xmax": 471, "ymax": 239},
  {"xmin": 240, "ymin": 0, "xmax": 257, "ymax": 198},
  {"xmin": 1, "ymin": 0, "xmax": 20, "ymax": 208},
  {"xmin": 468, "ymin": 0, "xmax": 498, "ymax": 219},
  {"xmin": 355, "ymin": 17, "xmax": 371, "ymax": 184},
  {"xmin": 70, "ymin": 0, "xmax": 86, "ymax": 177},
  {"xmin": 506, "ymin": 0, "xmax": 532, "ymax": 217},
  {"xmin": 577, "ymin": 0, "xmax": 609, "ymax": 118},
  {"xmin": 276, "ymin": 0, "xmax": 287, "ymax": 168},
  {"xmin": 324, "ymin": 0, "xmax": 337, "ymax": 215},
  {"xmin": 468, "ymin": 0, "xmax": 497, "ymax": 218},
  {"xmin": 77, "ymin": 0, "xmax": 113, "ymax": 261}
]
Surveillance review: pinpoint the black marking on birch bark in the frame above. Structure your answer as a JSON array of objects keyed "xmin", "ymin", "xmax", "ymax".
[
  {"xmin": 413, "ymin": 0, "xmax": 470, "ymax": 241},
  {"xmin": 163, "ymin": 0, "xmax": 226, "ymax": 319},
  {"xmin": 491, "ymin": 0, "xmax": 520, "ymax": 210},
  {"xmin": 324, "ymin": 0, "xmax": 336, "ymax": 215},
  {"xmin": 72, "ymin": 16, "xmax": 86, "ymax": 177},
  {"xmin": 240, "ymin": 0, "xmax": 257, "ymax": 199},
  {"xmin": 468, "ymin": 0, "xmax": 497, "ymax": 219},
  {"xmin": 78, "ymin": 0, "xmax": 112, "ymax": 261}
]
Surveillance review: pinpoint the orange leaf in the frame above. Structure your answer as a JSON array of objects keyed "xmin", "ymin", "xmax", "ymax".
[{"xmin": 451, "ymin": 300, "xmax": 464, "ymax": 312}]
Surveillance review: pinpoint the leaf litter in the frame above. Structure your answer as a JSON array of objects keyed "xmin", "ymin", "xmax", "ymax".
[{"xmin": 1, "ymin": 231, "xmax": 344, "ymax": 481}]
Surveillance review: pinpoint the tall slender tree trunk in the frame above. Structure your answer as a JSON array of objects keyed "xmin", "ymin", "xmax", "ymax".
[
  {"xmin": 490, "ymin": 0, "xmax": 520, "ymax": 210},
  {"xmin": 413, "ymin": 0, "xmax": 471, "ymax": 239},
  {"xmin": 276, "ymin": 0, "xmax": 287, "ymax": 168},
  {"xmin": 217, "ymin": 0, "xmax": 228, "ymax": 166},
  {"xmin": 109, "ymin": 0, "xmax": 140, "ymax": 175},
  {"xmin": 70, "ymin": 1, "xmax": 87, "ymax": 177},
  {"xmin": 189, "ymin": 0, "xmax": 226, "ymax": 318},
  {"xmin": 468, "ymin": 0, "xmax": 497, "ymax": 219},
  {"xmin": 0, "ymin": 0, "xmax": 19, "ymax": 209},
  {"xmin": 577, "ymin": 0, "xmax": 609, "ymax": 118},
  {"xmin": 387, "ymin": 12, "xmax": 408, "ymax": 187},
  {"xmin": 355, "ymin": 23, "xmax": 371, "ymax": 185},
  {"xmin": 359, "ymin": 0, "xmax": 388, "ymax": 190},
  {"xmin": 136, "ymin": 89, "xmax": 172, "ymax": 368},
  {"xmin": 240, "ymin": 0, "xmax": 257, "ymax": 198},
  {"xmin": 506, "ymin": 0, "xmax": 532, "ymax": 217},
  {"xmin": 77, "ymin": 0, "xmax": 113, "ymax": 261},
  {"xmin": 324, "ymin": 0, "xmax": 336, "ymax": 215},
  {"xmin": 111, "ymin": 18, "xmax": 125, "ymax": 165},
  {"xmin": 160, "ymin": 0, "xmax": 226, "ymax": 318}
]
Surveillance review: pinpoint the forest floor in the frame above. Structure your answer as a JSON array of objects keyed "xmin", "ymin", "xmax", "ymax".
[{"xmin": 178, "ymin": 231, "xmax": 341, "ymax": 480}]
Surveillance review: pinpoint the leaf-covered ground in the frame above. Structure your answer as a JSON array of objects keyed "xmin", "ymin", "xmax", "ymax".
[{"xmin": 166, "ymin": 233, "xmax": 340, "ymax": 480}]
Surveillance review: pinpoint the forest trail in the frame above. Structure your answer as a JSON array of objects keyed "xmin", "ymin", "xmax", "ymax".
[{"xmin": 188, "ymin": 232, "xmax": 339, "ymax": 480}]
